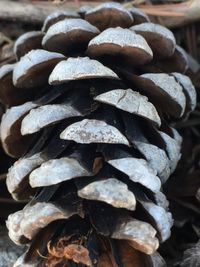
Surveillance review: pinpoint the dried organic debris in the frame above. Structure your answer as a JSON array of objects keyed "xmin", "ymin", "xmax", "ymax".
[{"xmin": 46, "ymin": 237, "xmax": 92, "ymax": 266}]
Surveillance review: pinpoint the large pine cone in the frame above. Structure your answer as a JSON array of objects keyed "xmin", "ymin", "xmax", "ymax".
[{"xmin": 0, "ymin": 3, "xmax": 197, "ymax": 266}]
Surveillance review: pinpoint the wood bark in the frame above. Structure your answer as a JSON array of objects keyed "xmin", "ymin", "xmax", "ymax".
[
  {"xmin": 0, "ymin": 0, "xmax": 100, "ymax": 25},
  {"xmin": 158, "ymin": 0, "xmax": 200, "ymax": 28},
  {"xmin": 0, "ymin": 0, "xmax": 200, "ymax": 28}
]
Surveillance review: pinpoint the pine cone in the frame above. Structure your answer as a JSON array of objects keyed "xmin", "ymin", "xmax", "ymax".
[{"xmin": 0, "ymin": 3, "xmax": 197, "ymax": 266}]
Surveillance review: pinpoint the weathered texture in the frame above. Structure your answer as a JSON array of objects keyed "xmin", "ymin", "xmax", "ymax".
[
  {"xmin": 60, "ymin": 119, "xmax": 129, "ymax": 145},
  {"xmin": 14, "ymin": 31, "xmax": 44, "ymax": 59},
  {"xmin": 49, "ymin": 57, "xmax": 119, "ymax": 84},
  {"xmin": 42, "ymin": 19, "xmax": 100, "ymax": 54},
  {"xmin": 78, "ymin": 178, "xmax": 136, "ymax": 210},
  {"xmin": 159, "ymin": 131, "xmax": 181, "ymax": 173},
  {"xmin": 140, "ymin": 73, "xmax": 186, "ymax": 117},
  {"xmin": 0, "ymin": 102, "xmax": 38, "ymax": 157},
  {"xmin": 7, "ymin": 152, "xmax": 45, "ymax": 199},
  {"xmin": 29, "ymin": 157, "xmax": 92, "ymax": 187},
  {"xmin": 85, "ymin": 2, "xmax": 133, "ymax": 31},
  {"xmin": 138, "ymin": 200, "xmax": 173, "ymax": 242},
  {"xmin": 87, "ymin": 27, "xmax": 153, "ymax": 65},
  {"xmin": 108, "ymin": 158, "xmax": 161, "ymax": 192},
  {"xmin": 13, "ymin": 49, "xmax": 65, "ymax": 88},
  {"xmin": 42, "ymin": 10, "xmax": 80, "ymax": 32},
  {"xmin": 133, "ymin": 142, "xmax": 170, "ymax": 183},
  {"xmin": 7, "ymin": 202, "xmax": 78, "ymax": 244},
  {"xmin": 21, "ymin": 104, "xmax": 81, "ymax": 135},
  {"xmin": 130, "ymin": 22, "xmax": 176, "ymax": 58},
  {"xmin": 95, "ymin": 89, "xmax": 161, "ymax": 126},
  {"xmin": 172, "ymin": 72, "xmax": 197, "ymax": 113},
  {"xmin": 112, "ymin": 217, "xmax": 159, "ymax": 254}
]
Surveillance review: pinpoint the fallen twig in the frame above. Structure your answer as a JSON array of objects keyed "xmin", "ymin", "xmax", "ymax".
[
  {"xmin": 0, "ymin": 0, "xmax": 100, "ymax": 25},
  {"xmin": 0, "ymin": 0, "xmax": 199, "ymax": 28}
]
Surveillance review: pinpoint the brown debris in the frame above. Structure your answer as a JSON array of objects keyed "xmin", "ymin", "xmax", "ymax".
[{"xmin": 46, "ymin": 238, "xmax": 92, "ymax": 266}]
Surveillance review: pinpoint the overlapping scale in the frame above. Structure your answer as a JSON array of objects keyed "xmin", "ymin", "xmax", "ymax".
[{"xmin": 0, "ymin": 2, "xmax": 196, "ymax": 266}]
